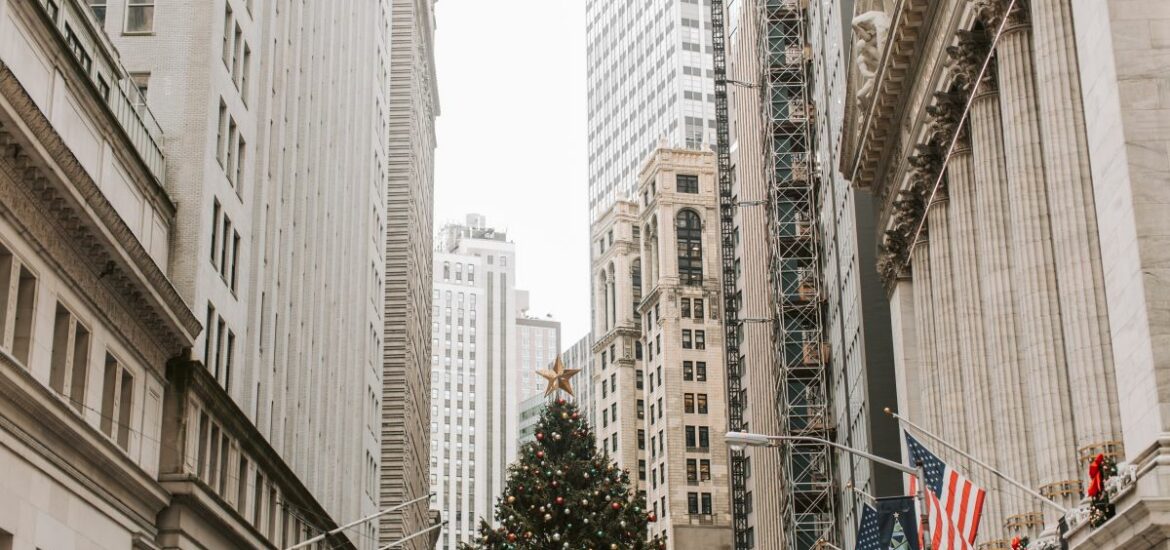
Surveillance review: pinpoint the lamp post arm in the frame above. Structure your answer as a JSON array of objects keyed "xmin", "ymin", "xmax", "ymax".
[
  {"xmin": 285, "ymin": 494, "xmax": 433, "ymax": 550},
  {"xmin": 765, "ymin": 434, "xmax": 917, "ymax": 476},
  {"xmin": 886, "ymin": 408, "xmax": 1070, "ymax": 514}
]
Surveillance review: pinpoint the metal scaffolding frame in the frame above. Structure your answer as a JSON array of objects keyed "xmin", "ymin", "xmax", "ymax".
[{"xmin": 760, "ymin": 1, "xmax": 837, "ymax": 548}]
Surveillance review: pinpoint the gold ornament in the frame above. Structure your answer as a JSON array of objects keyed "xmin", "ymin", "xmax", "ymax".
[{"xmin": 537, "ymin": 355, "xmax": 581, "ymax": 397}]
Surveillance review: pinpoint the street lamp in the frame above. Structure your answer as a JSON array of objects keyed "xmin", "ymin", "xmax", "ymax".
[{"xmin": 725, "ymin": 431, "xmax": 933, "ymax": 550}]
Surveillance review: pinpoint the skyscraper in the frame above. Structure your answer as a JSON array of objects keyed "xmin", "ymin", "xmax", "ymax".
[
  {"xmin": 380, "ymin": 0, "xmax": 441, "ymax": 546},
  {"xmin": 515, "ymin": 298, "xmax": 561, "ymax": 402},
  {"xmin": 102, "ymin": 0, "xmax": 391, "ymax": 546},
  {"xmin": 591, "ymin": 148, "xmax": 733, "ymax": 550},
  {"xmin": 585, "ymin": 0, "xmax": 717, "ymax": 221},
  {"xmin": 432, "ymin": 214, "xmax": 519, "ymax": 549}
]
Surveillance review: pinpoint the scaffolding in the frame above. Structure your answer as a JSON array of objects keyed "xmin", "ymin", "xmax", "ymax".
[
  {"xmin": 708, "ymin": 0, "xmax": 750, "ymax": 548},
  {"xmin": 763, "ymin": 0, "xmax": 836, "ymax": 548}
]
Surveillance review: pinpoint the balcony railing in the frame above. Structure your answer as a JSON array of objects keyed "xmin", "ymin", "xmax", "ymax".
[{"xmin": 34, "ymin": 0, "xmax": 167, "ymax": 185}]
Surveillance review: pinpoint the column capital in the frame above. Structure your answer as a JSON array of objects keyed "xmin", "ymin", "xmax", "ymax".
[{"xmin": 975, "ymin": 0, "xmax": 1031, "ymax": 33}]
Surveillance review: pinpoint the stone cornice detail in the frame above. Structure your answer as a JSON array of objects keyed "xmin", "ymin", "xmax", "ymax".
[{"xmin": 0, "ymin": 61, "xmax": 199, "ymax": 368}]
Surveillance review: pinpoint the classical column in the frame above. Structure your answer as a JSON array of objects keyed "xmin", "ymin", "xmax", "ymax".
[
  {"xmin": 1028, "ymin": 0, "xmax": 1122, "ymax": 462},
  {"xmin": 990, "ymin": 3, "xmax": 1079, "ymax": 509},
  {"xmin": 910, "ymin": 240, "xmax": 942, "ymax": 435},
  {"xmin": 970, "ymin": 81, "xmax": 1041, "ymax": 532},
  {"xmin": 926, "ymin": 193, "xmax": 970, "ymax": 453},
  {"xmin": 944, "ymin": 131, "xmax": 1005, "ymax": 539}
]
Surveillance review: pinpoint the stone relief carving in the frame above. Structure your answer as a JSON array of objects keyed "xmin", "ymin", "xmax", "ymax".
[
  {"xmin": 974, "ymin": 0, "xmax": 1031, "ymax": 31},
  {"xmin": 852, "ymin": 11, "xmax": 892, "ymax": 109}
]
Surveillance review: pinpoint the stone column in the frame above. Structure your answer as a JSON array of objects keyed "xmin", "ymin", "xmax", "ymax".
[
  {"xmin": 992, "ymin": 6, "xmax": 1080, "ymax": 510},
  {"xmin": 910, "ymin": 241, "xmax": 942, "ymax": 435},
  {"xmin": 945, "ymin": 134, "xmax": 1005, "ymax": 539},
  {"xmin": 926, "ymin": 194, "xmax": 970, "ymax": 452},
  {"xmin": 1028, "ymin": 0, "xmax": 1123, "ymax": 462},
  {"xmin": 970, "ymin": 83, "xmax": 1042, "ymax": 533}
]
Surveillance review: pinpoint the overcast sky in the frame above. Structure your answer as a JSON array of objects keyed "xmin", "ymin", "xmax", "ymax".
[{"xmin": 433, "ymin": 0, "xmax": 592, "ymax": 344}]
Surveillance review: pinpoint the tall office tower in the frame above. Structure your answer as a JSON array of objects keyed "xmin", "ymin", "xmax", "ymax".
[
  {"xmin": 380, "ymin": 0, "xmax": 440, "ymax": 546},
  {"xmin": 515, "ymin": 297, "xmax": 561, "ymax": 402},
  {"xmin": 436, "ymin": 214, "xmax": 519, "ymax": 546},
  {"xmin": 592, "ymin": 149, "xmax": 733, "ymax": 550},
  {"xmin": 713, "ymin": 1, "xmax": 899, "ymax": 548},
  {"xmin": 585, "ymin": 0, "xmax": 717, "ymax": 222},
  {"xmin": 564, "ymin": 334, "xmax": 597, "ymax": 428},
  {"xmin": 841, "ymin": 0, "xmax": 1170, "ymax": 547},
  {"xmin": 431, "ymin": 250, "xmax": 487, "ymax": 550},
  {"xmin": 101, "ymin": 0, "xmax": 389, "ymax": 546},
  {"xmin": 0, "ymin": 1, "xmax": 199, "ymax": 546}
]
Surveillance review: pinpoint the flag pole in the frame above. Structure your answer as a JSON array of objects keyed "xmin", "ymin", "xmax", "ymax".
[
  {"xmin": 885, "ymin": 408, "xmax": 1070, "ymax": 514},
  {"xmin": 917, "ymin": 460, "xmax": 931, "ymax": 550}
]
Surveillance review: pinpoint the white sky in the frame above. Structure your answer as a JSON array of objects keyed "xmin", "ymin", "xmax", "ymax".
[{"xmin": 433, "ymin": 0, "xmax": 592, "ymax": 344}]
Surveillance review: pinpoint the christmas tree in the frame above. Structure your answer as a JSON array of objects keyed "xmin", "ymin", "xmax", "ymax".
[{"xmin": 460, "ymin": 397, "xmax": 665, "ymax": 550}]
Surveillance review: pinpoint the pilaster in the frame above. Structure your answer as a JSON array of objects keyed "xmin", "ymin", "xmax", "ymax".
[{"xmin": 910, "ymin": 241, "xmax": 942, "ymax": 435}]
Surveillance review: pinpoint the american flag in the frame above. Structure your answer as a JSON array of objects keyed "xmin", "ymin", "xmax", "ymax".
[
  {"xmin": 856, "ymin": 503, "xmax": 886, "ymax": 550},
  {"xmin": 905, "ymin": 432, "xmax": 985, "ymax": 550}
]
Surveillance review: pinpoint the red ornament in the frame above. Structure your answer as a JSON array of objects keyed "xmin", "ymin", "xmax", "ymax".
[
  {"xmin": 507, "ymin": 533, "xmax": 517, "ymax": 542},
  {"xmin": 647, "ymin": 512, "xmax": 657, "ymax": 522},
  {"xmin": 536, "ymin": 432, "xmax": 545, "ymax": 441},
  {"xmin": 555, "ymin": 496, "xmax": 565, "ymax": 505},
  {"xmin": 557, "ymin": 398, "xmax": 566, "ymax": 405},
  {"xmin": 536, "ymin": 450, "xmax": 545, "ymax": 459},
  {"xmin": 572, "ymin": 413, "xmax": 580, "ymax": 419},
  {"xmin": 611, "ymin": 501, "xmax": 622, "ymax": 510},
  {"xmin": 1088, "ymin": 453, "xmax": 1105, "ymax": 498}
]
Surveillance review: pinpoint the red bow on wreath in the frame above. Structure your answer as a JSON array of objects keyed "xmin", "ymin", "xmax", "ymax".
[
  {"xmin": 1010, "ymin": 535, "xmax": 1022, "ymax": 550},
  {"xmin": 1088, "ymin": 453, "xmax": 1105, "ymax": 498}
]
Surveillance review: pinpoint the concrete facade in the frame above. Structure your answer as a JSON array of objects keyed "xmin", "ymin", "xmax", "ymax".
[
  {"xmin": 841, "ymin": 0, "xmax": 1170, "ymax": 547},
  {"xmin": 379, "ymin": 0, "xmax": 441, "ymax": 546},
  {"xmin": 515, "ymin": 314, "xmax": 561, "ymax": 403},
  {"xmin": 591, "ymin": 148, "xmax": 733, "ymax": 550},
  {"xmin": 0, "ymin": 0, "xmax": 358, "ymax": 548}
]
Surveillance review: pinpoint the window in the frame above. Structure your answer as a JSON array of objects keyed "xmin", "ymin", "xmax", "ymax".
[
  {"xmin": 700, "ymin": 459, "xmax": 711, "ymax": 481},
  {"xmin": 697, "ymin": 394, "xmax": 708, "ymax": 414},
  {"xmin": 638, "ymin": 429, "xmax": 646, "ymax": 450},
  {"xmin": 694, "ymin": 298, "xmax": 704, "ymax": 319},
  {"xmin": 686, "ymin": 459, "xmax": 698, "ymax": 482},
  {"xmin": 221, "ymin": 4, "xmax": 233, "ymax": 67},
  {"xmin": 130, "ymin": 73, "xmax": 150, "ymax": 113},
  {"xmin": 639, "ymin": 460, "xmax": 647, "ymax": 480},
  {"xmin": 602, "ymin": 379, "xmax": 608, "ymax": 398},
  {"xmin": 125, "ymin": 0, "xmax": 155, "ymax": 33},
  {"xmin": 100, "ymin": 353, "xmax": 134, "ymax": 451},
  {"xmin": 681, "ymin": 298, "xmax": 691, "ymax": 318},
  {"xmin": 683, "ymin": 361, "xmax": 694, "ymax": 381},
  {"xmin": 682, "ymin": 330, "xmax": 692, "ymax": 349},
  {"xmin": 697, "ymin": 361, "xmax": 708, "ymax": 381},
  {"xmin": 695, "ymin": 330, "xmax": 706, "ymax": 350},
  {"xmin": 677, "ymin": 174, "xmax": 699, "ymax": 193},
  {"xmin": 637, "ymin": 400, "xmax": 645, "ymax": 419},
  {"xmin": 684, "ymin": 393, "xmax": 695, "ymax": 413},
  {"xmin": 602, "ymin": 409, "xmax": 608, "ymax": 427},
  {"xmin": 216, "ymin": 100, "xmax": 228, "ymax": 165},
  {"xmin": 89, "ymin": 0, "xmax": 107, "ymax": 25},
  {"xmin": 687, "ymin": 493, "xmax": 699, "ymax": 515},
  {"xmin": 636, "ymin": 370, "xmax": 644, "ymax": 389},
  {"xmin": 702, "ymin": 493, "xmax": 713, "ymax": 515},
  {"xmin": 699, "ymin": 427, "xmax": 710, "ymax": 449},
  {"xmin": 685, "ymin": 426, "xmax": 696, "ymax": 447},
  {"xmin": 49, "ymin": 303, "xmax": 90, "ymax": 412},
  {"xmin": 676, "ymin": 210, "xmax": 703, "ymax": 285},
  {"xmin": 0, "ymin": 245, "xmax": 37, "ymax": 366}
]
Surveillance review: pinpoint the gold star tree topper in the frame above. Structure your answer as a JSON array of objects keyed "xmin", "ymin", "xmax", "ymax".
[{"xmin": 537, "ymin": 355, "xmax": 580, "ymax": 397}]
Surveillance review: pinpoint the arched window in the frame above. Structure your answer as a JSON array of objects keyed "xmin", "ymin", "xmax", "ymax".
[
  {"xmin": 442, "ymin": 262, "xmax": 450, "ymax": 280},
  {"xmin": 676, "ymin": 210, "xmax": 703, "ymax": 286}
]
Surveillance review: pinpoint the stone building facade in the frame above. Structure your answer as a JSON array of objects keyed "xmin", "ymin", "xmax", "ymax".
[
  {"xmin": 591, "ymin": 148, "xmax": 733, "ymax": 550},
  {"xmin": 380, "ymin": 0, "xmax": 441, "ymax": 546},
  {"xmin": 0, "ymin": 0, "xmax": 359, "ymax": 548},
  {"xmin": 842, "ymin": 0, "xmax": 1170, "ymax": 548}
]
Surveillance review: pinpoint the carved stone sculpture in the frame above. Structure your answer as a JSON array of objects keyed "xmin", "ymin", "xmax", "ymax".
[{"xmin": 852, "ymin": 10, "xmax": 892, "ymax": 109}]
